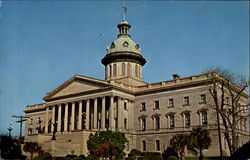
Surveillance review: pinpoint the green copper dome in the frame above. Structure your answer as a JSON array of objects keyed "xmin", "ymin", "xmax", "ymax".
[
  {"xmin": 102, "ymin": 21, "xmax": 146, "ymax": 66},
  {"xmin": 107, "ymin": 36, "xmax": 141, "ymax": 55}
]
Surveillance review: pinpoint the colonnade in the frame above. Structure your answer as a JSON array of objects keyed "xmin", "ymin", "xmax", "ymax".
[{"xmin": 44, "ymin": 96, "xmax": 133, "ymax": 133}]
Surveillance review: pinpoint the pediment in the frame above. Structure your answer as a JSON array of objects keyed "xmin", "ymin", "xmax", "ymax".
[{"xmin": 44, "ymin": 75, "xmax": 110, "ymax": 101}]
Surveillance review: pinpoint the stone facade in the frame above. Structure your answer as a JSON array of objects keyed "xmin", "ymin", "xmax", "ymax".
[{"xmin": 24, "ymin": 20, "xmax": 249, "ymax": 158}]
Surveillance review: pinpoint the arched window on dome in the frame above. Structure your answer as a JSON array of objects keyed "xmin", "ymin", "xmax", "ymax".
[
  {"xmin": 113, "ymin": 64, "xmax": 117, "ymax": 77},
  {"xmin": 127, "ymin": 63, "xmax": 131, "ymax": 76},
  {"xmin": 123, "ymin": 41, "xmax": 129, "ymax": 47},
  {"xmin": 135, "ymin": 65, "xmax": 138, "ymax": 78},
  {"xmin": 122, "ymin": 63, "xmax": 126, "ymax": 76},
  {"xmin": 111, "ymin": 42, "xmax": 115, "ymax": 48},
  {"xmin": 135, "ymin": 44, "xmax": 140, "ymax": 49}
]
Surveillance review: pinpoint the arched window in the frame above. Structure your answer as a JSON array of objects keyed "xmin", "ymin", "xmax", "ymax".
[
  {"xmin": 127, "ymin": 63, "xmax": 131, "ymax": 76},
  {"xmin": 122, "ymin": 63, "xmax": 126, "ymax": 76},
  {"xmin": 201, "ymin": 111, "xmax": 208, "ymax": 125},
  {"xmin": 110, "ymin": 42, "xmax": 115, "ymax": 48},
  {"xmin": 155, "ymin": 116, "xmax": 160, "ymax": 130},
  {"xmin": 123, "ymin": 41, "xmax": 129, "ymax": 47},
  {"xmin": 152, "ymin": 114, "xmax": 161, "ymax": 130},
  {"xmin": 184, "ymin": 112, "xmax": 191, "ymax": 127},
  {"xmin": 169, "ymin": 114, "xmax": 175, "ymax": 128},
  {"xmin": 135, "ymin": 65, "xmax": 138, "ymax": 77},
  {"xmin": 113, "ymin": 64, "xmax": 117, "ymax": 76}
]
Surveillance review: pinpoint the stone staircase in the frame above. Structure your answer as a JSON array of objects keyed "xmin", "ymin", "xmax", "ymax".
[{"xmin": 40, "ymin": 131, "xmax": 92, "ymax": 157}]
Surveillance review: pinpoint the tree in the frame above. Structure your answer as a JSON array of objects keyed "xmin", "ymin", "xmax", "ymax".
[
  {"xmin": 205, "ymin": 68, "xmax": 249, "ymax": 156},
  {"xmin": 170, "ymin": 134, "xmax": 189, "ymax": 160},
  {"xmin": 230, "ymin": 140, "xmax": 250, "ymax": 160},
  {"xmin": 0, "ymin": 134, "xmax": 25, "ymax": 159},
  {"xmin": 162, "ymin": 147, "xmax": 178, "ymax": 160},
  {"xmin": 187, "ymin": 127, "xmax": 211, "ymax": 160},
  {"xmin": 87, "ymin": 130, "xmax": 128, "ymax": 160},
  {"xmin": 23, "ymin": 141, "xmax": 43, "ymax": 160}
]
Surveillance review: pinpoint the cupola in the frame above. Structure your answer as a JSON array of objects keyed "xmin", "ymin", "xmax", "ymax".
[{"xmin": 101, "ymin": 7, "xmax": 147, "ymax": 86}]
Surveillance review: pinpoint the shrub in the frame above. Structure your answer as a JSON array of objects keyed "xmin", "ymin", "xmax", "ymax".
[
  {"xmin": 162, "ymin": 147, "xmax": 178, "ymax": 160},
  {"xmin": 167, "ymin": 156, "xmax": 178, "ymax": 160},
  {"xmin": 34, "ymin": 153, "xmax": 52, "ymax": 160},
  {"xmin": 65, "ymin": 155, "xmax": 77, "ymax": 159}
]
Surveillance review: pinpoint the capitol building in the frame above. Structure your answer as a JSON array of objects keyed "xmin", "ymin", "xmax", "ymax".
[{"xmin": 24, "ymin": 14, "xmax": 249, "ymax": 158}]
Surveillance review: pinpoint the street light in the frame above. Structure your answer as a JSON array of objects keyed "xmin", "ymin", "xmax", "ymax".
[{"xmin": 7, "ymin": 122, "xmax": 13, "ymax": 137}]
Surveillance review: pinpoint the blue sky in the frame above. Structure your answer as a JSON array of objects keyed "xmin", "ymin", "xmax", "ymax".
[{"xmin": 0, "ymin": 1, "xmax": 249, "ymax": 135}]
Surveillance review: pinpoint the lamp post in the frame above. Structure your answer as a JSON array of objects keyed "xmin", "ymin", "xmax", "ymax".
[{"xmin": 7, "ymin": 122, "xmax": 13, "ymax": 137}]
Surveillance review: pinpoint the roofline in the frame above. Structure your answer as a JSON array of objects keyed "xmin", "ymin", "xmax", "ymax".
[{"xmin": 43, "ymin": 75, "xmax": 109, "ymax": 101}]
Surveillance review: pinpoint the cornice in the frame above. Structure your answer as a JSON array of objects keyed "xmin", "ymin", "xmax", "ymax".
[
  {"xmin": 43, "ymin": 75, "xmax": 110, "ymax": 101},
  {"xmin": 101, "ymin": 52, "xmax": 146, "ymax": 66}
]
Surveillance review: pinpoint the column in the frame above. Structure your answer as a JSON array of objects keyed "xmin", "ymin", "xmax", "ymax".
[
  {"xmin": 51, "ymin": 106, "xmax": 55, "ymax": 132},
  {"xmin": 93, "ymin": 98, "xmax": 98, "ymax": 129},
  {"xmin": 78, "ymin": 101, "xmax": 82, "ymax": 130},
  {"xmin": 64, "ymin": 103, "xmax": 68, "ymax": 132},
  {"xmin": 86, "ymin": 100, "xmax": 90, "ymax": 130},
  {"xmin": 57, "ymin": 104, "xmax": 62, "ymax": 132},
  {"xmin": 109, "ymin": 96, "xmax": 115, "ymax": 130},
  {"xmin": 71, "ymin": 102, "xmax": 75, "ymax": 131},
  {"xmin": 101, "ymin": 97, "xmax": 106, "ymax": 130},
  {"xmin": 117, "ymin": 97, "xmax": 123, "ymax": 130},
  {"xmin": 45, "ymin": 106, "xmax": 49, "ymax": 133}
]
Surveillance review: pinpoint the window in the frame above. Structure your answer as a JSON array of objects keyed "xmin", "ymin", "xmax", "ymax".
[
  {"xmin": 124, "ymin": 118, "xmax": 127, "ymax": 129},
  {"xmin": 200, "ymin": 94, "xmax": 206, "ymax": 104},
  {"xmin": 184, "ymin": 113, "xmax": 191, "ymax": 127},
  {"xmin": 30, "ymin": 118, "xmax": 33, "ymax": 125},
  {"xmin": 142, "ymin": 141, "xmax": 146, "ymax": 151},
  {"xmin": 124, "ymin": 102, "xmax": 127, "ymax": 111},
  {"xmin": 127, "ymin": 63, "xmax": 131, "ymax": 76},
  {"xmin": 122, "ymin": 63, "xmax": 126, "ymax": 75},
  {"xmin": 225, "ymin": 97, "xmax": 230, "ymax": 105},
  {"xmin": 201, "ymin": 111, "xmax": 208, "ymax": 125},
  {"xmin": 135, "ymin": 44, "xmax": 140, "ymax": 49},
  {"xmin": 110, "ymin": 42, "xmax": 115, "ymax": 48},
  {"xmin": 156, "ymin": 140, "xmax": 160, "ymax": 151},
  {"xmin": 142, "ymin": 118, "xmax": 146, "ymax": 131},
  {"xmin": 141, "ymin": 102, "xmax": 146, "ymax": 111},
  {"xmin": 154, "ymin": 101, "xmax": 160, "ymax": 110},
  {"xmin": 169, "ymin": 114, "xmax": 175, "ymax": 128},
  {"xmin": 168, "ymin": 99, "xmax": 174, "ymax": 108},
  {"xmin": 184, "ymin": 96, "xmax": 190, "ymax": 106},
  {"xmin": 113, "ymin": 64, "xmax": 117, "ymax": 76},
  {"xmin": 123, "ymin": 41, "xmax": 129, "ymax": 47},
  {"xmin": 155, "ymin": 117, "xmax": 160, "ymax": 130}
]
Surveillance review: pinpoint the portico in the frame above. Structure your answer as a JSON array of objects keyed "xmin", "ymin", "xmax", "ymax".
[{"xmin": 44, "ymin": 94, "xmax": 134, "ymax": 134}]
